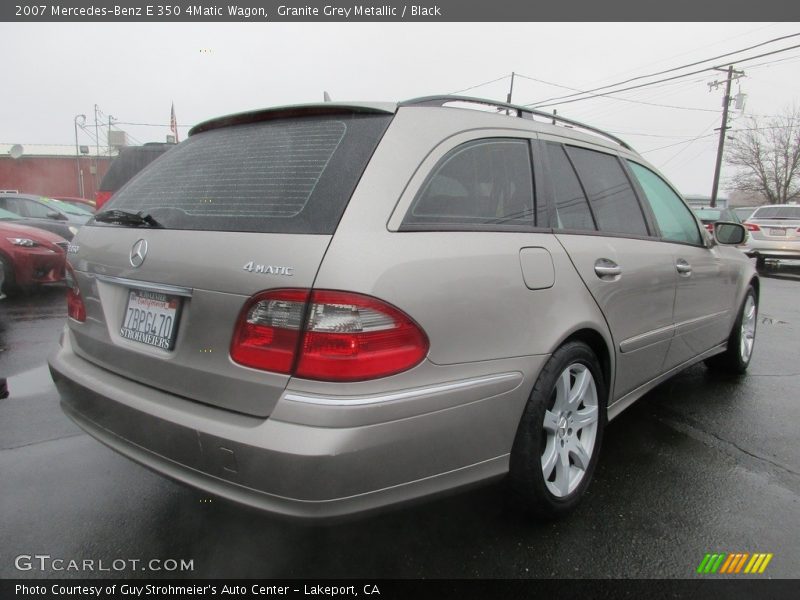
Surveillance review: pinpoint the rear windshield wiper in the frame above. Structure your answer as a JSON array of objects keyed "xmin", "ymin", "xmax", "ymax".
[{"xmin": 92, "ymin": 209, "xmax": 163, "ymax": 228}]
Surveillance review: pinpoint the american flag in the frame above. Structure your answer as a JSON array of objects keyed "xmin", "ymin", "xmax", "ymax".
[{"xmin": 170, "ymin": 102, "xmax": 179, "ymax": 142}]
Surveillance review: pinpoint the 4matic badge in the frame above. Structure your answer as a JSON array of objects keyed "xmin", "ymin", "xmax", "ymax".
[{"xmin": 242, "ymin": 261, "xmax": 294, "ymax": 276}]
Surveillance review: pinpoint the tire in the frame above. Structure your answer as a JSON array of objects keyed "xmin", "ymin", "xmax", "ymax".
[
  {"xmin": 705, "ymin": 286, "xmax": 758, "ymax": 374},
  {"xmin": 0, "ymin": 254, "xmax": 14, "ymax": 297},
  {"xmin": 509, "ymin": 341, "xmax": 607, "ymax": 519}
]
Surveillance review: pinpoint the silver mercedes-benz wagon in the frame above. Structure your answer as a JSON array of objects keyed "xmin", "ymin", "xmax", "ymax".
[{"xmin": 49, "ymin": 96, "xmax": 758, "ymax": 519}]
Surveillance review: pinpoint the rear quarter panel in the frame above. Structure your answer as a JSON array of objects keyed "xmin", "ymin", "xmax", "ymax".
[{"xmin": 313, "ymin": 107, "xmax": 613, "ymax": 369}]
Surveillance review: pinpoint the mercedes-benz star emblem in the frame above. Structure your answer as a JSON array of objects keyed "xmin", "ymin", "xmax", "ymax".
[{"xmin": 129, "ymin": 239, "xmax": 148, "ymax": 268}]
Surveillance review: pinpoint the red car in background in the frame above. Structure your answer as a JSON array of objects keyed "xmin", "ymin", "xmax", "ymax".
[
  {"xmin": 52, "ymin": 196, "xmax": 96, "ymax": 212},
  {"xmin": 0, "ymin": 218, "xmax": 68, "ymax": 296}
]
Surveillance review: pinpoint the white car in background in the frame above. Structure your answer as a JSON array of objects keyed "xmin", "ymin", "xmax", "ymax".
[{"xmin": 744, "ymin": 204, "xmax": 800, "ymax": 268}]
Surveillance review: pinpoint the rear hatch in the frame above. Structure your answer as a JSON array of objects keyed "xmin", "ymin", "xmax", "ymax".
[{"xmin": 68, "ymin": 107, "xmax": 393, "ymax": 417}]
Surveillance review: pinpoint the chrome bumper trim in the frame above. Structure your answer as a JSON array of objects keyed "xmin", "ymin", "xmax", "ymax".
[
  {"xmin": 283, "ymin": 372, "xmax": 522, "ymax": 406},
  {"xmin": 95, "ymin": 274, "xmax": 194, "ymax": 297}
]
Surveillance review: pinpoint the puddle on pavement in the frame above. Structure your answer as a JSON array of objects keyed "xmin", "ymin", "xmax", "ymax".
[{"xmin": 759, "ymin": 315, "xmax": 790, "ymax": 326}]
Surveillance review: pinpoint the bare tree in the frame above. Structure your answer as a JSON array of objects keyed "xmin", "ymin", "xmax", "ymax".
[{"xmin": 726, "ymin": 105, "xmax": 800, "ymax": 204}]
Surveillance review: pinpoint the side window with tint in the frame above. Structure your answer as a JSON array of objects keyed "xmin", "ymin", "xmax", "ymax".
[
  {"xmin": 0, "ymin": 198, "xmax": 20, "ymax": 215},
  {"xmin": 627, "ymin": 162, "xmax": 702, "ymax": 245},
  {"xmin": 544, "ymin": 142, "xmax": 595, "ymax": 231},
  {"xmin": 23, "ymin": 200, "xmax": 54, "ymax": 219},
  {"xmin": 401, "ymin": 139, "xmax": 534, "ymax": 230},
  {"xmin": 565, "ymin": 146, "xmax": 649, "ymax": 236}
]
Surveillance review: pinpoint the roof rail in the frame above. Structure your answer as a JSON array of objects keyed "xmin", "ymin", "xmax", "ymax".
[{"xmin": 400, "ymin": 95, "xmax": 634, "ymax": 151}]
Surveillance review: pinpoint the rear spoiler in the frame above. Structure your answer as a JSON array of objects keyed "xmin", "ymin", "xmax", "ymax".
[{"xmin": 190, "ymin": 102, "xmax": 397, "ymax": 136}]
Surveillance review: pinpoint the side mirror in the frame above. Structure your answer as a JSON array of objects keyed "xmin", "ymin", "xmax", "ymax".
[
  {"xmin": 714, "ymin": 221, "xmax": 746, "ymax": 245},
  {"xmin": 46, "ymin": 211, "xmax": 67, "ymax": 221}
]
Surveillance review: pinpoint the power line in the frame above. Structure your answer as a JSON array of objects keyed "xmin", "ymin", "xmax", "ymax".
[
  {"xmin": 641, "ymin": 133, "xmax": 718, "ymax": 154},
  {"xmin": 582, "ymin": 23, "xmax": 779, "ymax": 91},
  {"xmin": 660, "ymin": 117, "xmax": 721, "ymax": 167},
  {"xmin": 114, "ymin": 121, "xmax": 190, "ymax": 128},
  {"xmin": 448, "ymin": 74, "xmax": 510, "ymax": 95},
  {"xmin": 639, "ymin": 123, "xmax": 789, "ymax": 155},
  {"xmin": 516, "ymin": 72, "xmax": 720, "ymax": 113},
  {"xmin": 529, "ymin": 43, "xmax": 800, "ymax": 110},
  {"xmin": 527, "ymin": 32, "xmax": 800, "ymax": 107}
]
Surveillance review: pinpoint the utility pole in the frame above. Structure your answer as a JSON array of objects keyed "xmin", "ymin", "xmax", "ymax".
[
  {"xmin": 506, "ymin": 71, "xmax": 516, "ymax": 105},
  {"xmin": 108, "ymin": 114, "xmax": 115, "ymax": 155},
  {"xmin": 73, "ymin": 114, "xmax": 86, "ymax": 197},
  {"xmin": 93, "ymin": 104, "xmax": 103, "ymax": 196},
  {"xmin": 709, "ymin": 65, "xmax": 744, "ymax": 208},
  {"xmin": 505, "ymin": 72, "xmax": 516, "ymax": 116}
]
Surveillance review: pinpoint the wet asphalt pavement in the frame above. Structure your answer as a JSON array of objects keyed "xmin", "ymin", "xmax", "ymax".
[{"xmin": 1, "ymin": 267, "xmax": 798, "ymax": 580}]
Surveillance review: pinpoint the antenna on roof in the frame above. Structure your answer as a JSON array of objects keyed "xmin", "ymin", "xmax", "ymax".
[{"xmin": 323, "ymin": 91, "xmax": 332, "ymax": 102}]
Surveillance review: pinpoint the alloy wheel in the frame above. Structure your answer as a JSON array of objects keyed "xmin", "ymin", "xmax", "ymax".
[
  {"xmin": 541, "ymin": 363, "xmax": 599, "ymax": 498},
  {"xmin": 740, "ymin": 294, "xmax": 757, "ymax": 363}
]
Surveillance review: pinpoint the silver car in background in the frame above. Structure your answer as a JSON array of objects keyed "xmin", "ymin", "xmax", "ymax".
[
  {"xmin": 744, "ymin": 203, "xmax": 800, "ymax": 268},
  {"xmin": 49, "ymin": 97, "xmax": 758, "ymax": 519}
]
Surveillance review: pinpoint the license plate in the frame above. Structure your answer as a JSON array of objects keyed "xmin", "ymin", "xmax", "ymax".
[
  {"xmin": 120, "ymin": 289, "xmax": 181, "ymax": 350},
  {"xmin": 769, "ymin": 228, "xmax": 786, "ymax": 236}
]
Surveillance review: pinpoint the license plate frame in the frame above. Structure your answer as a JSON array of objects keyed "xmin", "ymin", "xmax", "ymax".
[
  {"xmin": 120, "ymin": 289, "xmax": 182, "ymax": 350},
  {"xmin": 769, "ymin": 227, "xmax": 786, "ymax": 236}
]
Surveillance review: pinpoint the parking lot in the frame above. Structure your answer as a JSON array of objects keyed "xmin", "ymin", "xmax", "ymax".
[{"xmin": 1, "ymin": 265, "xmax": 798, "ymax": 579}]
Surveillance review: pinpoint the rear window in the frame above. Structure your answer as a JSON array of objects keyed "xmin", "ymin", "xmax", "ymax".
[
  {"xmin": 751, "ymin": 206, "xmax": 800, "ymax": 220},
  {"xmin": 100, "ymin": 114, "xmax": 392, "ymax": 234}
]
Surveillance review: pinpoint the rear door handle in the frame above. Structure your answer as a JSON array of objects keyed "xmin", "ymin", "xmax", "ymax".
[
  {"xmin": 676, "ymin": 259, "xmax": 692, "ymax": 276},
  {"xmin": 594, "ymin": 258, "xmax": 622, "ymax": 279}
]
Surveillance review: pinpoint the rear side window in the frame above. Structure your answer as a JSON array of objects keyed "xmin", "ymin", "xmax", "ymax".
[
  {"xmin": 566, "ymin": 146, "xmax": 649, "ymax": 236},
  {"xmin": 544, "ymin": 143, "xmax": 595, "ymax": 231},
  {"xmin": 401, "ymin": 138, "xmax": 535, "ymax": 230},
  {"xmin": 628, "ymin": 162, "xmax": 702, "ymax": 245},
  {"xmin": 101, "ymin": 114, "xmax": 392, "ymax": 234}
]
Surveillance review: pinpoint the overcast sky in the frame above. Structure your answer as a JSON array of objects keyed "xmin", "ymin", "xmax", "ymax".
[{"xmin": 2, "ymin": 21, "xmax": 800, "ymax": 195}]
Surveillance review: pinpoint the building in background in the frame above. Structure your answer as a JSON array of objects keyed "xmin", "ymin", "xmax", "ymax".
[
  {"xmin": 684, "ymin": 194, "xmax": 729, "ymax": 209},
  {"xmin": 0, "ymin": 144, "xmax": 113, "ymax": 199}
]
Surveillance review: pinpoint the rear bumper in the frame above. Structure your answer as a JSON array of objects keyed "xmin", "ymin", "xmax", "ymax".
[
  {"xmin": 744, "ymin": 239, "xmax": 800, "ymax": 260},
  {"xmin": 49, "ymin": 332, "xmax": 534, "ymax": 520}
]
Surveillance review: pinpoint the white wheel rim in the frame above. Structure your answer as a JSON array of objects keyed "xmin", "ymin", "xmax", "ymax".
[
  {"xmin": 541, "ymin": 363, "xmax": 599, "ymax": 498},
  {"xmin": 739, "ymin": 295, "xmax": 757, "ymax": 363}
]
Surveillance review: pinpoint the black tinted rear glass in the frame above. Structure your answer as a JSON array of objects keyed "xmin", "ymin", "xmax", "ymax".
[
  {"xmin": 566, "ymin": 146, "xmax": 649, "ymax": 237},
  {"xmin": 401, "ymin": 138, "xmax": 535, "ymax": 231},
  {"xmin": 100, "ymin": 114, "xmax": 392, "ymax": 234}
]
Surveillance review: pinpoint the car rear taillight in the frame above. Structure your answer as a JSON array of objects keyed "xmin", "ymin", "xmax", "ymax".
[
  {"xmin": 231, "ymin": 289, "xmax": 429, "ymax": 382},
  {"xmin": 95, "ymin": 191, "xmax": 113, "ymax": 210},
  {"xmin": 745, "ymin": 223, "xmax": 761, "ymax": 232},
  {"xmin": 704, "ymin": 223, "xmax": 713, "ymax": 232},
  {"xmin": 65, "ymin": 263, "xmax": 86, "ymax": 322},
  {"xmin": 230, "ymin": 289, "xmax": 309, "ymax": 374}
]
